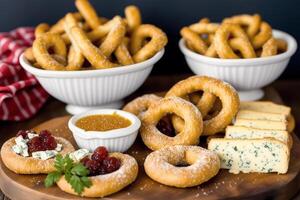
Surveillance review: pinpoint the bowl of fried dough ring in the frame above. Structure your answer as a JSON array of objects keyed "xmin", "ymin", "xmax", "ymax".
[
  {"xmin": 20, "ymin": 0, "xmax": 167, "ymax": 114},
  {"xmin": 179, "ymin": 14, "xmax": 297, "ymax": 101}
]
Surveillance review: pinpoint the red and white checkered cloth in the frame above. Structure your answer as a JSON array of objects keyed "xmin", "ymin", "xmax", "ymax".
[{"xmin": 0, "ymin": 27, "xmax": 49, "ymax": 121}]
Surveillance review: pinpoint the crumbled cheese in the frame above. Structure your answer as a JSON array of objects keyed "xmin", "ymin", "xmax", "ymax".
[
  {"xmin": 32, "ymin": 150, "xmax": 58, "ymax": 160},
  {"xmin": 12, "ymin": 136, "xmax": 29, "ymax": 157},
  {"xmin": 27, "ymin": 133, "xmax": 39, "ymax": 139},
  {"xmin": 55, "ymin": 143, "xmax": 63, "ymax": 152},
  {"xmin": 69, "ymin": 149, "xmax": 90, "ymax": 161}
]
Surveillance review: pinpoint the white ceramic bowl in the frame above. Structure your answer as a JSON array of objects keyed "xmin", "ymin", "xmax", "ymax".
[
  {"xmin": 20, "ymin": 49, "xmax": 164, "ymax": 114},
  {"xmin": 68, "ymin": 109, "xmax": 140, "ymax": 152},
  {"xmin": 179, "ymin": 30, "xmax": 297, "ymax": 100}
]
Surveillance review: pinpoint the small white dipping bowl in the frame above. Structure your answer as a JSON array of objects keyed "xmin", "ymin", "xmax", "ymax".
[
  {"xmin": 179, "ymin": 30, "xmax": 297, "ymax": 101},
  {"xmin": 68, "ymin": 109, "xmax": 141, "ymax": 152},
  {"xmin": 20, "ymin": 49, "xmax": 164, "ymax": 114}
]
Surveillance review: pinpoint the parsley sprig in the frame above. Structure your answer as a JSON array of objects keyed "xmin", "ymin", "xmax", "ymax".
[{"xmin": 45, "ymin": 154, "xmax": 92, "ymax": 195}]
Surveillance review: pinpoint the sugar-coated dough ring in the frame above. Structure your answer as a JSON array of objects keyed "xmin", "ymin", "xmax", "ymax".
[
  {"xmin": 32, "ymin": 33, "xmax": 68, "ymax": 70},
  {"xmin": 123, "ymin": 94, "xmax": 162, "ymax": 118},
  {"xmin": 49, "ymin": 12, "xmax": 83, "ymax": 34},
  {"xmin": 1, "ymin": 137, "xmax": 75, "ymax": 174},
  {"xmin": 131, "ymin": 24, "xmax": 168, "ymax": 62},
  {"xmin": 252, "ymin": 21, "xmax": 272, "ymax": 49},
  {"xmin": 228, "ymin": 37, "xmax": 257, "ymax": 58},
  {"xmin": 180, "ymin": 27, "xmax": 208, "ymax": 55},
  {"xmin": 35, "ymin": 23, "xmax": 50, "ymax": 37},
  {"xmin": 115, "ymin": 37, "xmax": 134, "ymax": 65},
  {"xmin": 189, "ymin": 21, "xmax": 219, "ymax": 34},
  {"xmin": 75, "ymin": 0, "xmax": 101, "ymax": 29},
  {"xmin": 125, "ymin": 5, "xmax": 142, "ymax": 32},
  {"xmin": 261, "ymin": 37, "xmax": 277, "ymax": 57},
  {"xmin": 140, "ymin": 97, "xmax": 203, "ymax": 150},
  {"xmin": 144, "ymin": 145, "xmax": 220, "ymax": 188},
  {"xmin": 166, "ymin": 76, "xmax": 240, "ymax": 135},
  {"xmin": 24, "ymin": 48, "xmax": 36, "ymax": 63},
  {"xmin": 275, "ymin": 38, "xmax": 288, "ymax": 52},
  {"xmin": 65, "ymin": 14, "xmax": 117, "ymax": 69},
  {"xmin": 287, "ymin": 114, "xmax": 295, "ymax": 133},
  {"xmin": 223, "ymin": 14, "xmax": 261, "ymax": 37},
  {"xmin": 99, "ymin": 17, "xmax": 126, "ymax": 57},
  {"xmin": 57, "ymin": 152, "xmax": 138, "ymax": 198},
  {"xmin": 214, "ymin": 23, "xmax": 256, "ymax": 58}
]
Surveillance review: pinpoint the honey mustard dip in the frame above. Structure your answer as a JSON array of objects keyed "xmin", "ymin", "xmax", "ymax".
[{"xmin": 76, "ymin": 113, "xmax": 131, "ymax": 132}]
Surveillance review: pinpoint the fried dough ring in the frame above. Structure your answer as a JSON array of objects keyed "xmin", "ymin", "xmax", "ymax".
[
  {"xmin": 140, "ymin": 97, "xmax": 203, "ymax": 151},
  {"xmin": 144, "ymin": 145, "xmax": 220, "ymax": 188},
  {"xmin": 24, "ymin": 48, "xmax": 36, "ymax": 63},
  {"xmin": 1, "ymin": 137, "xmax": 75, "ymax": 174},
  {"xmin": 99, "ymin": 17, "xmax": 126, "ymax": 57},
  {"xmin": 35, "ymin": 23, "xmax": 50, "ymax": 37},
  {"xmin": 115, "ymin": 37, "xmax": 134, "ymax": 65},
  {"xmin": 131, "ymin": 24, "xmax": 168, "ymax": 62},
  {"xmin": 223, "ymin": 14, "xmax": 261, "ymax": 37},
  {"xmin": 166, "ymin": 76, "xmax": 240, "ymax": 136},
  {"xmin": 75, "ymin": 0, "xmax": 102, "ymax": 29},
  {"xmin": 125, "ymin": 5, "xmax": 142, "ymax": 32},
  {"xmin": 57, "ymin": 152, "xmax": 138, "ymax": 198},
  {"xmin": 261, "ymin": 37, "xmax": 277, "ymax": 57},
  {"xmin": 123, "ymin": 94, "xmax": 162, "ymax": 118},
  {"xmin": 276, "ymin": 38, "xmax": 288, "ymax": 52},
  {"xmin": 180, "ymin": 27, "xmax": 208, "ymax": 55},
  {"xmin": 49, "ymin": 12, "xmax": 83, "ymax": 34},
  {"xmin": 32, "ymin": 33, "xmax": 68, "ymax": 70},
  {"xmin": 65, "ymin": 14, "xmax": 117, "ymax": 69},
  {"xmin": 229, "ymin": 37, "xmax": 257, "ymax": 58},
  {"xmin": 189, "ymin": 21, "xmax": 219, "ymax": 35},
  {"xmin": 252, "ymin": 22, "xmax": 272, "ymax": 49},
  {"xmin": 214, "ymin": 23, "xmax": 256, "ymax": 58}
]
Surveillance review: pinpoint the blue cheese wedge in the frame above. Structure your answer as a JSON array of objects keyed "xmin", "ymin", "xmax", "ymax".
[
  {"xmin": 69, "ymin": 149, "xmax": 90, "ymax": 162},
  {"xmin": 208, "ymin": 138, "xmax": 290, "ymax": 174},
  {"xmin": 234, "ymin": 119, "xmax": 287, "ymax": 131},
  {"xmin": 236, "ymin": 110, "xmax": 287, "ymax": 122},
  {"xmin": 240, "ymin": 101, "xmax": 291, "ymax": 116},
  {"xmin": 225, "ymin": 126, "xmax": 292, "ymax": 149}
]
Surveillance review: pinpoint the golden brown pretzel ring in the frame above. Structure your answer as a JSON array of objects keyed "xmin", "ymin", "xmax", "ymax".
[
  {"xmin": 65, "ymin": 13, "xmax": 117, "ymax": 69},
  {"xmin": 32, "ymin": 33, "xmax": 68, "ymax": 70},
  {"xmin": 115, "ymin": 37, "xmax": 134, "ymax": 65},
  {"xmin": 214, "ymin": 23, "xmax": 256, "ymax": 58},
  {"xmin": 166, "ymin": 76, "xmax": 240, "ymax": 136},
  {"xmin": 251, "ymin": 21, "xmax": 272, "ymax": 49},
  {"xmin": 75, "ymin": 0, "xmax": 102, "ymax": 29},
  {"xmin": 180, "ymin": 27, "xmax": 208, "ymax": 55},
  {"xmin": 99, "ymin": 17, "xmax": 126, "ymax": 57},
  {"xmin": 125, "ymin": 5, "xmax": 142, "ymax": 33},
  {"xmin": 140, "ymin": 97, "xmax": 203, "ymax": 150},
  {"xmin": 123, "ymin": 94, "xmax": 162, "ymax": 118},
  {"xmin": 144, "ymin": 145, "xmax": 220, "ymax": 188},
  {"xmin": 261, "ymin": 37, "xmax": 277, "ymax": 57},
  {"xmin": 130, "ymin": 24, "xmax": 168, "ymax": 62},
  {"xmin": 24, "ymin": 48, "xmax": 36, "ymax": 63},
  {"xmin": 35, "ymin": 23, "xmax": 50, "ymax": 37},
  {"xmin": 228, "ymin": 37, "xmax": 257, "ymax": 58},
  {"xmin": 275, "ymin": 38, "xmax": 288, "ymax": 52},
  {"xmin": 49, "ymin": 12, "xmax": 83, "ymax": 34},
  {"xmin": 189, "ymin": 21, "xmax": 219, "ymax": 35},
  {"xmin": 222, "ymin": 14, "xmax": 261, "ymax": 37}
]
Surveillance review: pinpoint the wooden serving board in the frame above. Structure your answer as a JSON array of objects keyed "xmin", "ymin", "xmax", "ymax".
[{"xmin": 0, "ymin": 116, "xmax": 300, "ymax": 200}]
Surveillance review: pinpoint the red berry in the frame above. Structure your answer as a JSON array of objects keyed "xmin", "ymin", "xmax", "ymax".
[
  {"xmin": 42, "ymin": 135, "xmax": 57, "ymax": 150},
  {"xmin": 93, "ymin": 146, "xmax": 108, "ymax": 160},
  {"xmin": 39, "ymin": 130, "xmax": 52, "ymax": 138},
  {"xmin": 28, "ymin": 137, "xmax": 44, "ymax": 153},
  {"xmin": 80, "ymin": 156, "xmax": 90, "ymax": 165},
  {"xmin": 84, "ymin": 160, "xmax": 101, "ymax": 176},
  {"xmin": 16, "ymin": 130, "xmax": 28, "ymax": 138},
  {"xmin": 102, "ymin": 157, "xmax": 121, "ymax": 173}
]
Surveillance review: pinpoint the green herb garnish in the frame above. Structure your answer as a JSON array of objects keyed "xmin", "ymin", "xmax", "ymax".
[{"xmin": 44, "ymin": 154, "xmax": 92, "ymax": 195}]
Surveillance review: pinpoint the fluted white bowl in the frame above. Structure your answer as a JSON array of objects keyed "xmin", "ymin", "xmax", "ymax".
[
  {"xmin": 20, "ymin": 49, "xmax": 164, "ymax": 114},
  {"xmin": 179, "ymin": 30, "xmax": 297, "ymax": 100},
  {"xmin": 68, "ymin": 109, "xmax": 140, "ymax": 152}
]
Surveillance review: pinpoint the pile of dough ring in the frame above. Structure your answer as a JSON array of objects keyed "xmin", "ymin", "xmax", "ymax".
[
  {"xmin": 180, "ymin": 14, "xmax": 288, "ymax": 58},
  {"xmin": 25, "ymin": 0, "xmax": 168, "ymax": 71},
  {"xmin": 123, "ymin": 76, "xmax": 240, "ymax": 187}
]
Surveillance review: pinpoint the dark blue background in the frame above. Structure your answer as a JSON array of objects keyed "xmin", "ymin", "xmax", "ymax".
[{"xmin": 1, "ymin": 0, "xmax": 299, "ymax": 78}]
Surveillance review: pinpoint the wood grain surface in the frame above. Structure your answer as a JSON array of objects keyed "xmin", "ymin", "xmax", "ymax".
[{"xmin": 0, "ymin": 75, "xmax": 300, "ymax": 200}]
